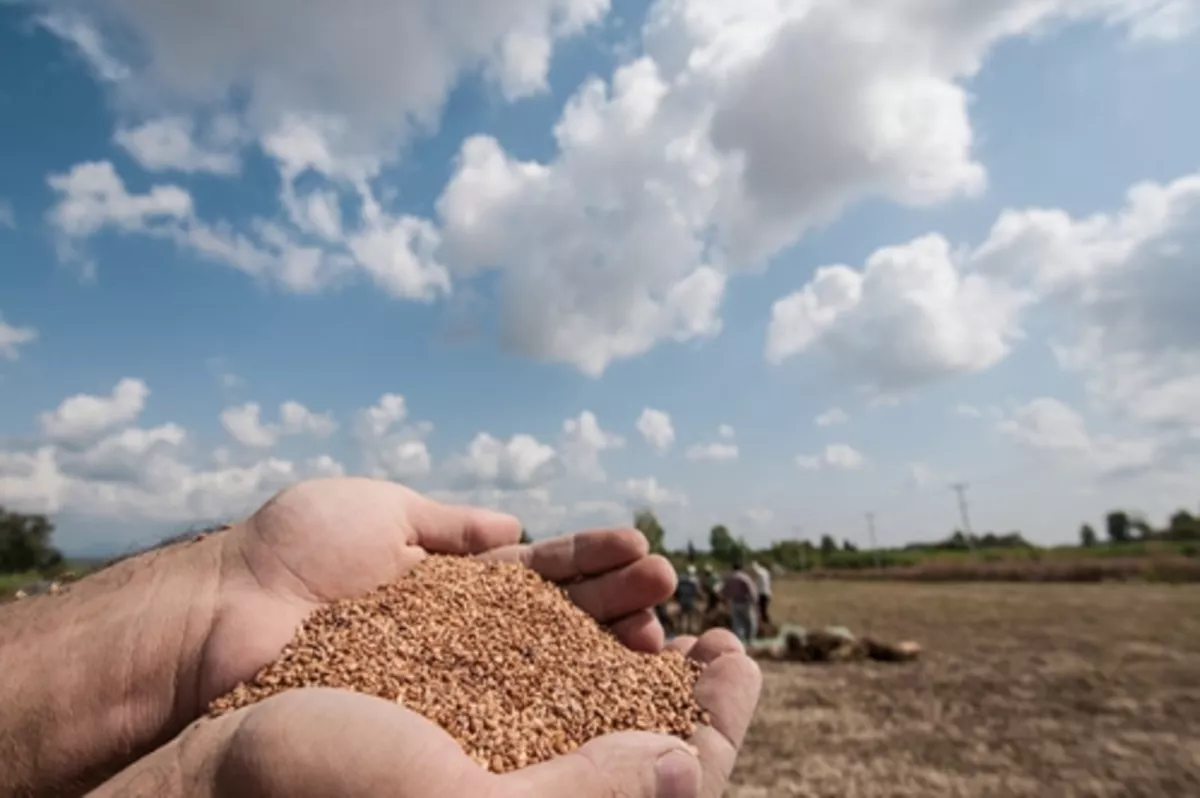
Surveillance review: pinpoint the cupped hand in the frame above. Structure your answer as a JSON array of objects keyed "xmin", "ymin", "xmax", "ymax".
[
  {"xmin": 94, "ymin": 630, "xmax": 761, "ymax": 798},
  {"xmin": 197, "ymin": 477, "xmax": 679, "ymax": 711}
]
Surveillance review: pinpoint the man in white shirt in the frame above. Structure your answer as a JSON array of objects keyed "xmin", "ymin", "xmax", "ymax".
[{"xmin": 750, "ymin": 560, "xmax": 772, "ymax": 626}]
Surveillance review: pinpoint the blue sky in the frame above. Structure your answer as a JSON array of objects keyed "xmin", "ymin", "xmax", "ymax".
[{"xmin": 1, "ymin": 0, "xmax": 1198, "ymax": 555}]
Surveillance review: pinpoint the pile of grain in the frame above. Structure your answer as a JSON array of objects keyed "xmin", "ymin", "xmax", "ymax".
[{"xmin": 209, "ymin": 555, "xmax": 708, "ymax": 772}]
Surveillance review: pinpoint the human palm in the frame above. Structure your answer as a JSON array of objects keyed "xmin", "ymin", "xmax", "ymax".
[
  {"xmin": 197, "ymin": 477, "xmax": 679, "ymax": 709},
  {"xmin": 197, "ymin": 624, "xmax": 758, "ymax": 798}
]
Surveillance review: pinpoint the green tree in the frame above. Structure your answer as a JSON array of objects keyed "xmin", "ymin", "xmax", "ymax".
[
  {"xmin": 709, "ymin": 524, "xmax": 738, "ymax": 562},
  {"xmin": 819, "ymin": 534, "xmax": 837, "ymax": 556},
  {"xmin": 0, "ymin": 507, "xmax": 64, "ymax": 574},
  {"xmin": 1106, "ymin": 511, "xmax": 1131, "ymax": 544},
  {"xmin": 519, "ymin": 528, "xmax": 532, "ymax": 545},
  {"xmin": 1168, "ymin": 510, "xmax": 1200, "ymax": 541},
  {"xmin": 634, "ymin": 509, "xmax": 666, "ymax": 555},
  {"xmin": 1080, "ymin": 523, "xmax": 1098, "ymax": 548},
  {"xmin": 842, "ymin": 539, "xmax": 858, "ymax": 553}
]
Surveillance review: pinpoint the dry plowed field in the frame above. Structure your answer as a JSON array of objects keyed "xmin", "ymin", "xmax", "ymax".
[{"xmin": 730, "ymin": 582, "xmax": 1200, "ymax": 797}]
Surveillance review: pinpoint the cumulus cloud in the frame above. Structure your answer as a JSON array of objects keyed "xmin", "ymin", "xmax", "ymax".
[
  {"xmin": 615, "ymin": 476, "xmax": 688, "ymax": 508},
  {"xmin": 2, "ymin": 397, "xmax": 345, "ymax": 526},
  {"xmin": 445, "ymin": 432, "xmax": 559, "ymax": 490},
  {"xmin": 114, "ymin": 115, "xmax": 243, "ymax": 175},
  {"xmin": 636, "ymin": 408, "xmax": 676, "ymax": 455},
  {"xmin": 815, "ymin": 407, "xmax": 849, "ymax": 427},
  {"xmin": 685, "ymin": 425, "xmax": 739, "ymax": 462},
  {"xmin": 220, "ymin": 400, "xmax": 336, "ymax": 448},
  {"xmin": 767, "ymin": 234, "xmax": 1029, "ymax": 394},
  {"xmin": 559, "ymin": 411, "xmax": 624, "ymax": 481},
  {"xmin": 997, "ymin": 398, "xmax": 1157, "ymax": 477},
  {"xmin": 39, "ymin": 0, "xmax": 610, "ymax": 155},
  {"xmin": 796, "ymin": 443, "xmax": 866, "ymax": 471},
  {"xmin": 37, "ymin": 11, "xmax": 130, "ymax": 83},
  {"xmin": 38, "ymin": 0, "xmax": 1192, "ymax": 376},
  {"xmin": 46, "ymin": 161, "xmax": 192, "ymax": 240},
  {"xmin": 0, "ymin": 315, "xmax": 38, "ymax": 361},
  {"xmin": 353, "ymin": 394, "xmax": 434, "ymax": 481},
  {"xmin": 39, "ymin": 378, "xmax": 149, "ymax": 445}
]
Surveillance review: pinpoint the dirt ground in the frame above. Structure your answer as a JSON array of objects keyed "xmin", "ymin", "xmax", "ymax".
[{"xmin": 729, "ymin": 581, "xmax": 1200, "ymax": 797}]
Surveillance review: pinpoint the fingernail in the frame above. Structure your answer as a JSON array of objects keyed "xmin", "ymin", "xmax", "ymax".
[{"xmin": 655, "ymin": 747, "xmax": 700, "ymax": 798}]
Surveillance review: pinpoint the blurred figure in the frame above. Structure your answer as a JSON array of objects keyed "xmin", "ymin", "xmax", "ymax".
[
  {"xmin": 749, "ymin": 560, "xmax": 772, "ymax": 626},
  {"xmin": 721, "ymin": 560, "xmax": 759, "ymax": 644},
  {"xmin": 675, "ymin": 564, "xmax": 700, "ymax": 634},
  {"xmin": 702, "ymin": 563, "xmax": 722, "ymax": 613}
]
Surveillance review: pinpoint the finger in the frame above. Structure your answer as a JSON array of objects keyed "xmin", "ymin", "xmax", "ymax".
[
  {"xmin": 607, "ymin": 608, "xmax": 665, "ymax": 653},
  {"xmin": 408, "ymin": 492, "xmax": 523, "ymax": 555},
  {"xmin": 667, "ymin": 635, "xmax": 698, "ymax": 657},
  {"xmin": 498, "ymin": 731, "xmax": 701, "ymax": 798},
  {"xmin": 685, "ymin": 629, "xmax": 744, "ymax": 664},
  {"xmin": 564, "ymin": 555, "xmax": 676, "ymax": 624},
  {"xmin": 479, "ymin": 528, "xmax": 649, "ymax": 583},
  {"xmin": 688, "ymin": 646, "xmax": 762, "ymax": 798}
]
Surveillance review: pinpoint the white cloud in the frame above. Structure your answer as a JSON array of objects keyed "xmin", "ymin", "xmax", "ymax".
[
  {"xmin": 685, "ymin": 441, "xmax": 739, "ymax": 463},
  {"xmin": 353, "ymin": 394, "xmax": 435, "ymax": 481},
  {"xmin": 57, "ymin": 423, "xmax": 187, "ymax": 484},
  {"xmin": 438, "ymin": 122, "xmax": 726, "ymax": 376},
  {"xmin": 38, "ymin": 11, "xmax": 130, "ymax": 83},
  {"xmin": 559, "ymin": 411, "xmax": 624, "ymax": 481},
  {"xmin": 0, "ymin": 448, "xmax": 68, "ymax": 515},
  {"xmin": 717, "ymin": 424, "xmax": 735, "ymax": 440},
  {"xmin": 815, "ymin": 407, "xmax": 849, "ymax": 427},
  {"xmin": 40, "ymin": 0, "xmax": 610, "ymax": 156},
  {"xmin": 356, "ymin": 393, "xmax": 410, "ymax": 440},
  {"xmin": 279, "ymin": 401, "xmax": 337, "ymax": 438},
  {"xmin": 0, "ymin": 200, "xmax": 14, "ymax": 229},
  {"xmin": 114, "ymin": 116, "xmax": 242, "ymax": 175},
  {"xmin": 219, "ymin": 403, "xmax": 279, "ymax": 449},
  {"xmin": 636, "ymin": 408, "xmax": 676, "ymax": 455},
  {"xmin": 39, "ymin": 1, "xmax": 1189, "ymax": 377},
  {"xmin": 305, "ymin": 455, "xmax": 346, "ymax": 479},
  {"xmin": 0, "ymin": 315, "xmax": 38, "ymax": 361},
  {"xmin": 796, "ymin": 443, "xmax": 866, "ymax": 471},
  {"xmin": 616, "ymin": 476, "xmax": 688, "ymax": 508},
  {"xmin": 220, "ymin": 400, "xmax": 336, "ymax": 448},
  {"xmin": 445, "ymin": 432, "xmax": 559, "ymax": 490},
  {"xmin": 47, "ymin": 161, "xmax": 192, "ymax": 240},
  {"xmin": 766, "ymin": 233, "xmax": 1029, "ymax": 394},
  {"xmin": 998, "ymin": 398, "xmax": 1157, "ymax": 477},
  {"xmin": 39, "ymin": 378, "xmax": 149, "ymax": 445}
]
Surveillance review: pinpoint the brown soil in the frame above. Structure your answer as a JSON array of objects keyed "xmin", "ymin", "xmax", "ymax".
[{"xmin": 730, "ymin": 580, "xmax": 1200, "ymax": 797}]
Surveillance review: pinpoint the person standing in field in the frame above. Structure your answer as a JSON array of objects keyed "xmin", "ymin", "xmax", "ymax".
[
  {"xmin": 675, "ymin": 564, "xmax": 700, "ymax": 634},
  {"xmin": 702, "ymin": 563, "xmax": 722, "ymax": 612},
  {"xmin": 749, "ymin": 559, "xmax": 772, "ymax": 626},
  {"xmin": 721, "ymin": 560, "xmax": 759, "ymax": 644}
]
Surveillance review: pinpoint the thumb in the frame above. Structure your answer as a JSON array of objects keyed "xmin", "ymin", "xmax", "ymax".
[{"xmin": 496, "ymin": 732, "xmax": 701, "ymax": 798}]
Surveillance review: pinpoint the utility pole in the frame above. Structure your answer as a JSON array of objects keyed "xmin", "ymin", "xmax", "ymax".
[
  {"xmin": 950, "ymin": 482, "xmax": 977, "ymax": 551},
  {"xmin": 865, "ymin": 512, "xmax": 880, "ymax": 568}
]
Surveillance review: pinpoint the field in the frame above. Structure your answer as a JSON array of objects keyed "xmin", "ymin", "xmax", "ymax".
[{"xmin": 730, "ymin": 580, "xmax": 1200, "ymax": 796}]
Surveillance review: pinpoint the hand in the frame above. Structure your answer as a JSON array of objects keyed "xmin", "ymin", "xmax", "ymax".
[
  {"xmin": 198, "ymin": 477, "xmax": 680, "ymax": 712},
  {"xmin": 91, "ymin": 630, "xmax": 761, "ymax": 798}
]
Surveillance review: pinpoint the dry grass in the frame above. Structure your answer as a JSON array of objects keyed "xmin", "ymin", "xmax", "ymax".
[{"xmin": 731, "ymin": 580, "xmax": 1200, "ymax": 797}]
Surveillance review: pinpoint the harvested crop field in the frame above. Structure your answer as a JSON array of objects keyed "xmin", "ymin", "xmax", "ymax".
[{"xmin": 730, "ymin": 581, "xmax": 1200, "ymax": 797}]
